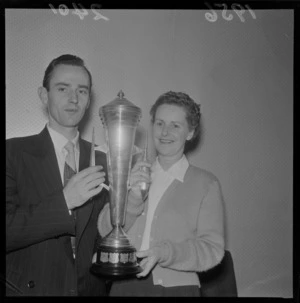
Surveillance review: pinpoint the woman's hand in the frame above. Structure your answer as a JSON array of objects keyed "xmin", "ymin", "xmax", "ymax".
[
  {"xmin": 136, "ymin": 244, "xmax": 169, "ymax": 278},
  {"xmin": 129, "ymin": 158, "xmax": 151, "ymax": 198}
]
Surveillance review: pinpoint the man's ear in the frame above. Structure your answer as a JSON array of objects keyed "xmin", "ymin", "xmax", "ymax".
[
  {"xmin": 38, "ymin": 86, "xmax": 48, "ymax": 105},
  {"xmin": 85, "ymin": 90, "xmax": 92, "ymax": 110},
  {"xmin": 86, "ymin": 97, "xmax": 91, "ymax": 110}
]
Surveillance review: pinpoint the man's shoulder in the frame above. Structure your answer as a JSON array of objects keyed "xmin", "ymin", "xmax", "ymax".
[
  {"xmin": 6, "ymin": 133, "xmax": 45, "ymax": 162},
  {"xmin": 6, "ymin": 133, "xmax": 41, "ymax": 148}
]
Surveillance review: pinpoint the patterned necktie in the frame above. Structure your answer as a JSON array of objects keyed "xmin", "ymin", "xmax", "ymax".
[{"xmin": 64, "ymin": 141, "xmax": 77, "ymax": 259}]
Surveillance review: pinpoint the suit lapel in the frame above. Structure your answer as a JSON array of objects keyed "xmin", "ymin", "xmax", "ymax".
[
  {"xmin": 22, "ymin": 127, "xmax": 63, "ymax": 197},
  {"xmin": 23, "ymin": 129, "xmax": 97, "ymax": 251},
  {"xmin": 22, "ymin": 127, "xmax": 75, "ymax": 261}
]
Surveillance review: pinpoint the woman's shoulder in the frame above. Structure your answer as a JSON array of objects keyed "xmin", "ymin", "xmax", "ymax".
[{"xmin": 187, "ymin": 164, "xmax": 219, "ymax": 184}]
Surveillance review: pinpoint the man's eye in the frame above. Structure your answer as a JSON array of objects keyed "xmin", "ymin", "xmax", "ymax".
[
  {"xmin": 79, "ymin": 89, "xmax": 88, "ymax": 95},
  {"xmin": 58, "ymin": 87, "xmax": 66, "ymax": 92}
]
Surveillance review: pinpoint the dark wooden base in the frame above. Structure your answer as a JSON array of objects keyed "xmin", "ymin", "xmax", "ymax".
[{"xmin": 91, "ymin": 262, "xmax": 142, "ymax": 277}]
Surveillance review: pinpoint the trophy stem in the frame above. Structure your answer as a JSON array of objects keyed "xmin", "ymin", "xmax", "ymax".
[{"xmin": 101, "ymin": 225, "xmax": 131, "ymax": 248}]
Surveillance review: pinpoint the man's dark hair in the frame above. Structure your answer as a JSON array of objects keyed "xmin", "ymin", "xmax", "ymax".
[{"xmin": 42, "ymin": 54, "xmax": 92, "ymax": 91}]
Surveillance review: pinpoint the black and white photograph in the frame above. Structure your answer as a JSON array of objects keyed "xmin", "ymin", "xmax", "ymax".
[{"xmin": 4, "ymin": 2, "xmax": 294, "ymax": 298}]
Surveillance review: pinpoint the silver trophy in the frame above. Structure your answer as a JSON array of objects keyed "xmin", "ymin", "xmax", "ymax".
[{"xmin": 91, "ymin": 91, "xmax": 142, "ymax": 276}]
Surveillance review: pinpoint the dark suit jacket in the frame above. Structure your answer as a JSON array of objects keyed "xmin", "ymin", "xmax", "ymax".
[{"xmin": 5, "ymin": 126, "xmax": 109, "ymax": 296}]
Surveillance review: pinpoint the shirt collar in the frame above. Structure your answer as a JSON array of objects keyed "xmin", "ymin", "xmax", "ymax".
[
  {"xmin": 47, "ymin": 124, "xmax": 80, "ymax": 153},
  {"xmin": 152, "ymin": 155, "xmax": 189, "ymax": 182}
]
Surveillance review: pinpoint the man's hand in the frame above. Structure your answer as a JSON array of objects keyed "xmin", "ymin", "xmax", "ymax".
[{"xmin": 63, "ymin": 165, "xmax": 105, "ymax": 210}]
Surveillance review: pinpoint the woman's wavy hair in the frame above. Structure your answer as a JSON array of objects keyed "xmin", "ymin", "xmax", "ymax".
[{"xmin": 150, "ymin": 91, "xmax": 201, "ymax": 147}]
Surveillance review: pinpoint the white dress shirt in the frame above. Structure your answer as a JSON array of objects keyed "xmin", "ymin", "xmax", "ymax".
[
  {"xmin": 139, "ymin": 155, "xmax": 189, "ymax": 251},
  {"xmin": 47, "ymin": 124, "xmax": 80, "ymax": 214},
  {"xmin": 47, "ymin": 124, "xmax": 80, "ymax": 183}
]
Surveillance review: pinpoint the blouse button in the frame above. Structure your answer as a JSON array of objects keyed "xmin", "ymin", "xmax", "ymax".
[{"xmin": 157, "ymin": 279, "xmax": 163, "ymax": 285}]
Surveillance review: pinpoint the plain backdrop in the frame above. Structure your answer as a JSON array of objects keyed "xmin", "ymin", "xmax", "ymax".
[{"xmin": 5, "ymin": 9, "xmax": 293, "ymax": 297}]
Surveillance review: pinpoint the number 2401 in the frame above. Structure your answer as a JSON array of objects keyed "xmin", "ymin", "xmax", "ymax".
[{"xmin": 49, "ymin": 3, "xmax": 109, "ymax": 21}]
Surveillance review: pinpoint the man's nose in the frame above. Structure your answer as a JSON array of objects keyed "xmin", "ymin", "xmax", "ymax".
[{"xmin": 69, "ymin": 91, "xmax": 78, "ymax": 103}]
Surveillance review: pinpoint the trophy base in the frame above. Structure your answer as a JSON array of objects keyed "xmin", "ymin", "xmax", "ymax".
[
  {"xmin": 91, "ymin": 246, "xmax": 142, "ymax": 277},
  {"xmin": 91, "ymin": 262, "xmax": 142, "ymax": 277},
  {"xmin": 90, "ymin": 226, "xmax": 142, "ymax": 277}
]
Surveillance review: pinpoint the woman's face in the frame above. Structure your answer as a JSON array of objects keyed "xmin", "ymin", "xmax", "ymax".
[{"xmin": 152, "ymin": 104, "xmax": 194, "ymax": 164}]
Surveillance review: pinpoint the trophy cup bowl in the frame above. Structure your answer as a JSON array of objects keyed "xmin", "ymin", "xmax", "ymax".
[{"xmin": 91, "ymin": 91, "xmax": 142, "ymax": 276}]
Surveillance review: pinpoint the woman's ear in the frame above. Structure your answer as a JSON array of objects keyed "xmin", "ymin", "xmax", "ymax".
[
  {"xmin": 38, "ymin": 86, "xmax": 48, "ymax": 105},
  {"xmin": 186, "ymin": 129, "xmax": 195, "ymax": 141}
]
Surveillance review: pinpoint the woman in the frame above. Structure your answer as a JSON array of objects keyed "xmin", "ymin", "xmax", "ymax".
[{"xmin": 98, "ymin": 91, "xmax": 225, "ymax": 296}]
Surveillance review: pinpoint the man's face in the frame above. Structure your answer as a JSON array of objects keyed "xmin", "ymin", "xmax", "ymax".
[{"xmin": 41, "ymin": 64, "xmax": 91, "ymax": 133}]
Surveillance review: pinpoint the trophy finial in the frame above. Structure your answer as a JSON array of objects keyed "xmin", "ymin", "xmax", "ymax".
[{"xmin": 117, "ymin": 90, "xmax": 124, "ymax": 99}]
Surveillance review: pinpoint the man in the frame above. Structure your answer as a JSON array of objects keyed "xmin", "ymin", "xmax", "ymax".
[{"xmin": 5, "ymin": 54, "xmax": 147, "ymax": 296}]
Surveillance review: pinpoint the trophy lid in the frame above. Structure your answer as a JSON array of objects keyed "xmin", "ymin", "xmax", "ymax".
[{"xmin": 99, "ymin": 90, "xmax": 141, "ymax": 117}]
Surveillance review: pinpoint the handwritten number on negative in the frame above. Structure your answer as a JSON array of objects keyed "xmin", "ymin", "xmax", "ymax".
[{"xmin": 72, "ymin": 3, "xmax": 88, "ymax": 20}]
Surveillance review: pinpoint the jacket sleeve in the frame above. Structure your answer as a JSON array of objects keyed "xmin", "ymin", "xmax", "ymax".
[
  {"xmin": 157, "ymin": 179, "xmax": 225, "ymax": 272},
  {"xmin": 6, "ymin": 141, "xmax": 75, "ymax": 252}
]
